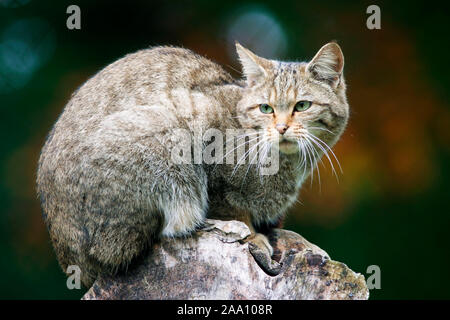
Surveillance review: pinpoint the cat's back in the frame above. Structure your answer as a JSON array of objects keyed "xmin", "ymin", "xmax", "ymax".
[
  {"xmin": 65, "ymin": 47, "xmax": 235, "ymax": 117},
  {"xmin": 46, "ymin": 46, "xmax": 240, "ymax": 147},
  {"xmin": 39, "ymin": 46, "xmax": 241, "ymax": 179}
]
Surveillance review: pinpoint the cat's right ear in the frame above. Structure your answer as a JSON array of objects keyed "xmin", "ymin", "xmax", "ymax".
[{"xmin": 235, "ymin": 42, "xmax": 270, "ymax": 86}]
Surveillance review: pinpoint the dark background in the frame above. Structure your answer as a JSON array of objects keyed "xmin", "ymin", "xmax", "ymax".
[{"xmin": 0, "ymin": 0, "xmax": 449, "ymax": 299}]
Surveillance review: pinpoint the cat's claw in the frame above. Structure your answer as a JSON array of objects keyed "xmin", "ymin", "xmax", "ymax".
[{"xmin": 245, "ymin": 233, "xmax": 282, "ymax": 276}]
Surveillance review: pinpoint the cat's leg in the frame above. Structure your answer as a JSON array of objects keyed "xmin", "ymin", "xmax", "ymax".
[
  {"xmin": 244, "ymin": 229, "xmax": 282, "ymax": 276},
  {"xmin": 157, "ymin": 165, "xmax": 209, "ymax": 237},
  {"xmin": 209, "ymin": 206, "xmax": 281, "ymax": 275},
  {"xmin": 73, "ymin": 107, "xmax": 208, "ymax": 286},
  {"xmin": 80, "ymin": 206, "xmax": 164, "ymax": 286},
  {"xmin": 252, "ymin": 217, "xmax": 286, "ymax": 263},
  {"xmin": 78, "ymin": 165, "xmax": 207, "ymax": 288}
]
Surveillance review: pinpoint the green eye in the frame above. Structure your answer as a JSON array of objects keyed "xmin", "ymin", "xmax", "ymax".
[
  {"xmin": 259, "ymin": 104, "xmax": 274, "ymax": 114},
  {"xmin": 294, "ymin": 101, "xmax": 312, "ymax": 112}
]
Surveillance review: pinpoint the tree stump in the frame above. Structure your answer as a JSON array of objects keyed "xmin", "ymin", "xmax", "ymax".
[{"xmin": 82, "ymin": 219, "xmax": 369, "ymax": 300}]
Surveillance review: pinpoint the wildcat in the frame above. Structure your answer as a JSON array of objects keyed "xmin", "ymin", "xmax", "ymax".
[{"xmin": 37, "ymin": 42, "xmax": 349, "ymax": 287}]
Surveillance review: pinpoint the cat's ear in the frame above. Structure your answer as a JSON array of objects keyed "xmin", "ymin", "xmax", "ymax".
[
  {"xmin": 306, "ymin": 42, "xmax": 344, "ymax": 88},
  {"xmin": 236, "ymin": 42, "xmax": 270, "ymax": 85}
]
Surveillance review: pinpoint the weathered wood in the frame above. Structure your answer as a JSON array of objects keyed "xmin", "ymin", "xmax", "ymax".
[{"xmin": 82, "ymin": 219, "xmax": 369, "ymax": 300}]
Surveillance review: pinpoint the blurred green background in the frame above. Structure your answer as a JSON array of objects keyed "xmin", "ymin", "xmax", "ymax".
[{"xmin": 0, "ymin": 0, "xmax": 449, "ymax": 299}]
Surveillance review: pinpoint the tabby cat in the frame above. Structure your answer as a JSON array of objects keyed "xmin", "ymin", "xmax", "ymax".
[{"xmin": 37, "ymin": 42, "xmax": 349, "ymax": 287}]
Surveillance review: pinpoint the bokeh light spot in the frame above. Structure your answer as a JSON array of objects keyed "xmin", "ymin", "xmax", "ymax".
[
  {"xmin": 0, "ymin": 18, "xmax": 55, "ymax": 94},
  {"xmin": 0, "ymin": 0, "xmax": 30, "ymax": 8},
  {"xmin": 225, "ymin": 6, "xmax": 288, "ymax": 60}
]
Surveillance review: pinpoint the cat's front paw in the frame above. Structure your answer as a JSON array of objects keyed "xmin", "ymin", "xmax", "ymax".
[{"xmin": 244, "ymin": 233, "xmax": 281, "ymax": 276}]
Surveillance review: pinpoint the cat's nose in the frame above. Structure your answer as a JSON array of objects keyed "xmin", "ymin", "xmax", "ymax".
[{"xmin": 276, "ymin": 124, "xmax": 289, "ymax": 135}]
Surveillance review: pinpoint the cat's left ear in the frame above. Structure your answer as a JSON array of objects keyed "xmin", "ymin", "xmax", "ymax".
[
  {"xmin": 236, "ymin": 42, "xmax": 271, "ymax": 86},
  {"xmin": 306, "ymin": 42, "xmax": 344, "ymax": 89}
]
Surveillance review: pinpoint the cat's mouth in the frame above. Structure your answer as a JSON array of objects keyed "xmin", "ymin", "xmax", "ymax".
[{"xmin": 278, "ymin": 139, "xmax": 298, "ymax": 154}]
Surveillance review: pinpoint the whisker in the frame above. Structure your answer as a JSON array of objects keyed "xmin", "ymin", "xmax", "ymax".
[
  {"xmin": 295, "ymin": 141, "xmax": 306, "ymax": 171},
  {"xmin": 298, "ymin": 140, "xmax": 309, "ymax": 182},
  {"xmin": 303, "ymin": 138, "xmax": 320, "ymax": 190},
  {"xmin": 235, "ymin": 130, "xmax": 263, "ymax": 137},
  {"xmin": 219, "ymin": 135, "xmax": 261, "ymax": 162},
  {"xmin": 303, "ymin": 133, "xmax": 338, "ymax": 183},
  {"xmin": 307, "ymin": 126, "xmax": 335, "ymax": 135},
  {"xmin": 258, "ymin": 141, "xmax": 272, "ymax": 183},
  {"xmin": 231, "ymin": 137, "xmax": 266, "ymax": 178},
  {"xmin": 211, "ymin": 132, "xmax": 263, "ymax": 172},
  {"xmin": 301, "ymin": 138, "xmax": 314, "ymax": 187},
  {"xmin": 305, "ymin": 132, "xmax": 343, "ymax": 174},
  {"xmin": 222, "ymin": 131, "xmax": 261, "ymax": 148},
  {"xmin": 240, "ymin": 138, "xmax": 268, "ymax": 190}
]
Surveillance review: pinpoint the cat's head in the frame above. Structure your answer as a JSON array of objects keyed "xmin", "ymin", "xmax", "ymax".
[{"xmin": 235, "ymin": 42, "xmax": 349, "ymax": 156}]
